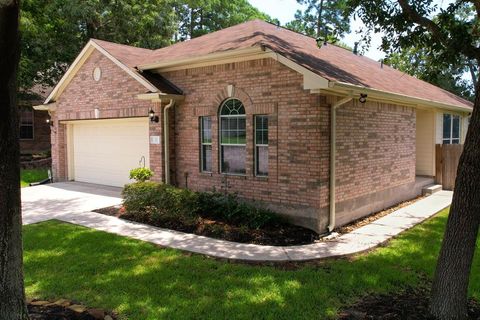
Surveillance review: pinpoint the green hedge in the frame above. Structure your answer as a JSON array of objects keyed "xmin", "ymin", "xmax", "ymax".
[{"xmin": 122, "ymin": 181, "xmax": 282, "ymax": 229}]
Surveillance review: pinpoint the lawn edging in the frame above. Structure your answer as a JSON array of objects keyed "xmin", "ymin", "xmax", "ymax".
[{"xmin": 24, "ymin": 191, "xmax": 453, "ymax": 262}]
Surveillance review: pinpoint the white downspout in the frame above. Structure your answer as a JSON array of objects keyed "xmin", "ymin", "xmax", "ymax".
[
  {"xmin": 328, "ymin": 95, "xmax": 353, "ymax": 232},
  {"xmin": 164, "ymin": 99, "xmax": 175, "ymax": 184}
]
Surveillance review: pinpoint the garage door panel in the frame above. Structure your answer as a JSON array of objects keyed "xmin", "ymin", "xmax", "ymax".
[{"xmin": 72, "ymin": 118, "xmax": 150, "ymax": 187}]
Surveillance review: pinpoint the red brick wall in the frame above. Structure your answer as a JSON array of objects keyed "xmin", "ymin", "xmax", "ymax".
[
  {"xmin": 163, "ymin": 59, "xmax": 328, "ymax": 230},
  {"xmin": 334, "ymin": 99, "xmax": 416, "ymax": 203},
  {"xmin": 19, "ymin": 109, "xmax": 51, "ymax": 154},
  {"xmin": 51, "ymin": 49, "xmax": 159, "ymax": 182}
]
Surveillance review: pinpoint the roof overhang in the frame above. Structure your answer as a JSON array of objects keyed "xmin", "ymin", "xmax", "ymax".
[
  {"xmin": 33, "ymin": 102, "xmax": 56, "ymax": 112},
  {"xmin": 44, "ymin": 40, "xmax": 159, "ymax": 104},
  {"xmin": 322, "ymin": 82, "xmax": 473, "ymax": 114}
]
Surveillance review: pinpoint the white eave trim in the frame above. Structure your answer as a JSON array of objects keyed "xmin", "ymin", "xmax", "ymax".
[
  {"xmin": 44, "ymin": 40, "xmax": 158, "ymax": 104},
  {"xmin": 137, "ymin": 92, "xmax": 185, "ymax": 102},
  {"xmin": 327, "ymin": 81, "xmax": 473, "ymax": 114},
  {"xmin": 33, "ymin": 102, "xmax": 56, "ymax": 112}
]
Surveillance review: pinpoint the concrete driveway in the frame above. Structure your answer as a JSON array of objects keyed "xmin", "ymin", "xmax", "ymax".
[{"xmin": 22, "ymin": 182, "xmax": 122, "ymax": 225}]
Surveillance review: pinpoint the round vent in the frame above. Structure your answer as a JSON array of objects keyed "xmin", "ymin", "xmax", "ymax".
[{"xmin": 93, "ymin": 67, "xmax": 102, "ymax": 81}]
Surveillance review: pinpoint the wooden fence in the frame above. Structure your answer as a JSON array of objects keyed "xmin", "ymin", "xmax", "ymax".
[{"xmin": 435, "ymin": 144, "xmax": 464, "ymax": 190}]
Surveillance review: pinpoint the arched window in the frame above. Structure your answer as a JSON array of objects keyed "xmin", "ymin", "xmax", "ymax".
[{"xmin": 219, "ymin": 99, "xmax": 246, "ymax": 174}]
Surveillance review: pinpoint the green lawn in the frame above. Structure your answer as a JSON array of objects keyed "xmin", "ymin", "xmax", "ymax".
[
  {"xmin": 23, "ymin": 208, "xmax": 480, "ymax": 320},
  {"xmin": 21, "ymin": 168, "xmax": 49, "ymax": 188}
]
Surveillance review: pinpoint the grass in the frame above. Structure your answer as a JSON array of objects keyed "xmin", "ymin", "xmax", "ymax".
[
  {"xmin": 23, "ymin": 208, "xmax": 480, "ymax": 320},
  {"xmin": 21, "ymin": 168, "xmax": 49, "ymax": 188}
]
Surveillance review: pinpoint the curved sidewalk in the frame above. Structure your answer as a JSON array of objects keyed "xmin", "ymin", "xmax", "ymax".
[{"xmin": 22, "ymin": 183, "xmax": 453, "ymax": 262}]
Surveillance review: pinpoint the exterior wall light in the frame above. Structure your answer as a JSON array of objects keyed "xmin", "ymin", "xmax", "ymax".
[
  {"xmin": 149, "ymin": 109, "xmax": 159, "ymax": 123},
  {"xmin": 359, "ymin": 94, "xmax": 368, "ymax": 104},
  {"xmin": 46, "ymin": 117, "xmax": 54, "ymax": 126}
]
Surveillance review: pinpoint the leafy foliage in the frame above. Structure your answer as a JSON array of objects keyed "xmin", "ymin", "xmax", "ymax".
[
  {"xmin": 129, "ymin": 167, "xmax": 154, "ymax": 182},
  {"xmin": 122, "ymin": 181, "xmax": 282, "ymax": 229},
  {"xmin": 385, "ymin": 46, "xmax": 476, "ymax": 101},
  {"xmin": 285, "ymin": 0, "xmax": 350, "ymax": 40},
  {"xmin": 19, "ymin": 0, "xmax": 271, "ymax": 89}
]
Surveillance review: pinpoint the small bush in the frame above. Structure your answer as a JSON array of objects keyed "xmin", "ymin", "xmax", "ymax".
[
  {"xmin": 122, "ymin": 182, "xmax": 282, "ymax": 230},
  {"xmin": 122, "ymin": 181, "xmax": 198, "ymax": 226},
  {"xmin": 197, "ymin": 191, "xmax": 282, "ymax": 229},
  {"xmin": 129, "ymin": 167, "xmax": 153, "ymax": 182}
]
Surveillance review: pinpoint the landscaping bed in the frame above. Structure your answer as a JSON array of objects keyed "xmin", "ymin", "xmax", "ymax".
[
  {"xmin": 338, "ymin": 287, "xmax": 480, "ymax": 320},
  {"xmin": 96, "ymin": 204, "xmax": 320, "ymax": 246},
  {"xmin": 28, "ymin": 298, "xmax": 116, "ymax": 320}
]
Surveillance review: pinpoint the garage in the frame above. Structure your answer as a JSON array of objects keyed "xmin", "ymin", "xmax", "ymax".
[{"xmin": 69, "ymin": 118, "xmax": 150, "ymax": 187}]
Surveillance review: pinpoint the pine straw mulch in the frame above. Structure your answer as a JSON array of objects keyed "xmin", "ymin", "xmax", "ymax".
[{"xmin": 338, "ymin": 287, "xmax": 480, "ymax": 320}]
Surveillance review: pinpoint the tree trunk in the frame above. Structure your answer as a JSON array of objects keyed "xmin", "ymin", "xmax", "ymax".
[
  {"xmin": 316, "ymin": 0, "xmax": 325, "ymax": 38},
  {"xmin": 0, "ymin": 1, "xmax": 29, "ymax": 319},
  {"xmin": 430, "ymin": 80, "xmax": 480, "ymax": 319}
]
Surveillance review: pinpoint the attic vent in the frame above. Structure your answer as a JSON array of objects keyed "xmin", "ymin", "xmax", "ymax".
[{"xmin": 93, "ymin": 67, "xmax": 102, "ymax": 82}]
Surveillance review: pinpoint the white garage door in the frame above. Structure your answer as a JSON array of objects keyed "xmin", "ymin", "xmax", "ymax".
[{"xmin": 71, "ymin": 118, "xmax": 150, "ymax": 187}]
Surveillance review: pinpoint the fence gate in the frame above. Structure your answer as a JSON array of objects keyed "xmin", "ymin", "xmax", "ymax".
[{"xmin": 435, "ymin": 144, "xmax": 464, "ymax": 190}]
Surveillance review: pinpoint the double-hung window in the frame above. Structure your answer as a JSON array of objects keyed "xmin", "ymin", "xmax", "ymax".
[
  {"xmin": 255, "ymin": 115, "xmax": 268, "ymax": 176},
  {"xmin": 20, "ymin": 109, "xmax": 34, "ymax": 140},
  {"xmin": 200, "ymin": 116, "xmax": 212, "ymax": 172},
  {"xmin": 219, "ymin": 99, "xmax": 246, "ymax": 175},
  {"xmin": 443, "ymin": 114, "xmax": 460, "ymax": 144}
]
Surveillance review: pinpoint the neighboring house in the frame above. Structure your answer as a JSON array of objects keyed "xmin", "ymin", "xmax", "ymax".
[
  {"xmin": 19, "ymin": 86, "xmax": 52, "ymax": 155},
  {"xmin": 35, "ymin": 20, "xmax": 473, "ymax": 233}
]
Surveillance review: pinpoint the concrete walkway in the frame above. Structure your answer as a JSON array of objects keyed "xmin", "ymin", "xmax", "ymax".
[{"xmin": 22, "ymin": 182, "xmax": 453, "ymax": 262}]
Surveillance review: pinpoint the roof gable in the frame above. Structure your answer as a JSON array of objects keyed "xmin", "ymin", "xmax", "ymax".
[{"xmin": 44, "ymin": 40, "xmax": 160, "ymax": 104}]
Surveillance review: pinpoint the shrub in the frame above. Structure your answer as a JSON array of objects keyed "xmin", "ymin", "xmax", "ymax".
[
  {"xmin": 122, "ymin": 183, "xmax": 283, "ymax": 230},
  {"xmin": 197, "ymin": 191, "xmax": 282, "ymax": 229},
  {"xmin": 129, "ymin": 167, "xmax": 153, "ymax": 182},
  {"xmin": 122, "ymin": 181, "xmax": 199, "ymax": 226}
]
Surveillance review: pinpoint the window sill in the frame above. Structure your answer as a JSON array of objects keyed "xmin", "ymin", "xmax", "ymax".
[{"xmin": 254, "ymin": 175, "xmax": 268, "ymax": 181}]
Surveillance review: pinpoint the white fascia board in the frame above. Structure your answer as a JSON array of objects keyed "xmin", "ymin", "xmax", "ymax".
[
  {"xmin": 44, "ymin": 40, "xmax": 158, "ymax": 104},
  {"xmin": 44, "ymin": 42, "xmax": 95, "ymax": 104},
  {"xmin": 264, "ymin": 49, "xmax": 329, "ymax": 90},
  {"xmin": 330, "ymin": 81, "xmax": 473, "ymax": 114},
  {"xmin": 33, "ymin": 102, "xmax": 56, "ymax": 111},
  {"xmin": 137, "ymin": 47, "xmax": 265, "ymax": 70}
]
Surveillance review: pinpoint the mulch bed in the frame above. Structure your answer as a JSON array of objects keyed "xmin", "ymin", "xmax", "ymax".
[
  {"xmin": 94, "ymin": 206, "xmax": 320, "ymax": 246},
  {"xmin": 338, "ymin": 287, "xmax": 480, "ymax": 320},
  {"xmin": 28, "ymin": 299, "xmax": 116, "ymax": 320}
]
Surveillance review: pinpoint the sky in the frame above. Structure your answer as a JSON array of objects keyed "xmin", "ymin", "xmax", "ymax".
[{"xmin": 247, "ymin": 0, "xmax": 451, "ymax": 61}]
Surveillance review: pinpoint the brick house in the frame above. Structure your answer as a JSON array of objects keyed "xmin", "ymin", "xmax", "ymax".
[
  {"xmin": 36, "ymin": 20, "xmax": 472, "ymax": 233},
  {"xmin": 19, "ymin": 86, "xmax": 52, "ymax": 155}
]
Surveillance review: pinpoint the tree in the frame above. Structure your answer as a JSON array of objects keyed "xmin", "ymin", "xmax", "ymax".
[
  {"xmin": 19, "ymin": 0, "xmax": 273, "ymax": 90},
  {"xmin": 171, "ymin": 0, "xmax": 271, "ymax": 40},
  {"xmin": 19, "ymin": 0, "xmax": 178, "ymax": 89},
  {"xmin": 286, "ymin": 0, "xmax": 350, "ymax": 40},
  {"xmin": 347, "ymin": 0, "xmax": 480, "ymax": 319},
  {"xmin": 0, "ymin": 0, "xmax": 30, "ymax": 319},
  {"xmin": 385, "ymin": 46, "xmax": 476, "ymax": 101}
]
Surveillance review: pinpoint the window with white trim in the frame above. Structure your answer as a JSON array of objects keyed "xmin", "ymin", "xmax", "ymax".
[
  {"xmin": 255, "ymin": 115, "xmax": 268, "ymax": 176},
  {"xmin": 20, "ymin": 109, "xmax": 34, "ymax": 140},
  {"xmin": 219, "ymin": 99, "xmax": 246, "ymax": 175},
  {"xmin": 200, "ymin": 116, "xmax": 212, "ymax": 172},
  {"xmin": 443, "ymin": 114, "xmax": 460, "ymax": 144}
]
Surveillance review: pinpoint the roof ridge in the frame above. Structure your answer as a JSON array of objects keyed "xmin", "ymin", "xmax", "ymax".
[{"xmin": 91, "ymin": 38, "xmax": 153, "ymax": 52}]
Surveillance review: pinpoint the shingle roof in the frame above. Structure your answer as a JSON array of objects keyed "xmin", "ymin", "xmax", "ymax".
[{"xmin": 92, "ymin": 20, "xmax": 473, "ymax": 110}]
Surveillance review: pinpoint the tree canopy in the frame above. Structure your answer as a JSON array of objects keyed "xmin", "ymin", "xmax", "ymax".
[
  {"xmin": 286, "ymin": 0, "xmax": 350, "ymax": 41},
  {"xmin": 19, "ymin": 0, "xmax": 270, "ymax": 90}
]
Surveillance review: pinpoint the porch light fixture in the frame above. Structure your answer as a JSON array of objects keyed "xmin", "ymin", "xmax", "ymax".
[
  {"xmin": 149, "ymin": 109, "xmax": 159, "ymax": 123},
  {"xmin": 359, "ymin": 94, "xmax": 368, "ymax": 104},
  {"xmin": 46, "ymin": 117, "xmax": 53, "ymax": 126}
]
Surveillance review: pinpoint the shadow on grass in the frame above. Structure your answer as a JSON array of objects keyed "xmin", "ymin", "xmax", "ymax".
[{"xmin": 22, "ymin": 209, "xmax": 480, "ymax": 320}]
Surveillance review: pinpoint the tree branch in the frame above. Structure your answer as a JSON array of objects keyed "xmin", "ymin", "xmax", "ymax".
[
  {"xmin": 396, "ymin": 0, "xmax": 445, "ymax": 42},
  {"xmin": 397, "ymin": 0, "xmax": 480, "ymax": 61}
]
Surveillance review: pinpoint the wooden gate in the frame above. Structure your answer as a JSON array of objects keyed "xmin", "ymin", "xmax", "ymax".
[{"xmin": 435, "ymin": 144, "xmax": 464, "ymax": 190}]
